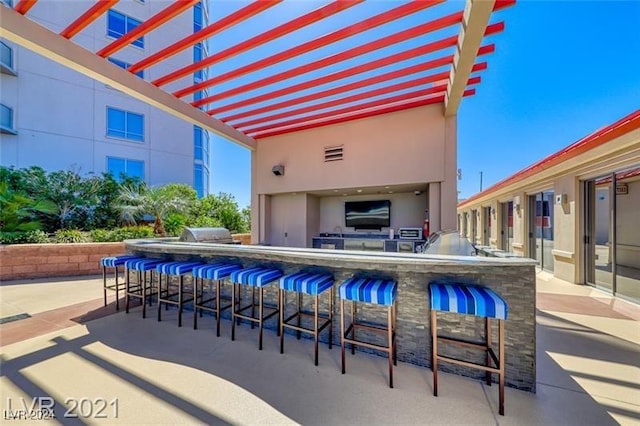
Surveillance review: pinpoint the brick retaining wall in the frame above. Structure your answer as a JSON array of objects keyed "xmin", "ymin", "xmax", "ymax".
[{"xmin": 0, "ymin": 243, "xmax": 125, "ymax": 281}]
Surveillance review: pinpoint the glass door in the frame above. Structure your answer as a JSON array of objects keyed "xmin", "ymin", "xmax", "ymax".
[
  {"xmin": 541, "ymin": 191, "xmax": 555, "ymax": 271},
  {"xmin": 528, "ymin": 194, "xmax": 541, "ymax": 267},
  {"xmin": 471, "ymin": 209, "xmax": 478, "ymax": 244},
  {"xmin": 500, "ymin": 201, "xmax": 513, "ymax": 252},
  {"xmin": 614, "ymin": 166, "xmax": 640, "ymax": 301},
  {"xmin": 585, "ymin": 177, "xmax": 613, "ymax": 292},
  {"xmin": 483, "ymin": 206, "xmax": 491, "ymax": 246}
]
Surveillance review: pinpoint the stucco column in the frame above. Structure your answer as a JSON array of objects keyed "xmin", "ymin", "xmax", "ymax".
[
  {"xmin": 441, "ymin": 114, "xmax": 458, "ymax": 230},
  {"xmin": 428, "ymin": 182, "xmax": 441, "ymax": 233},
  {"xmin": 250, "ymin": 149, "xmax": 262, "ymax": 244}
]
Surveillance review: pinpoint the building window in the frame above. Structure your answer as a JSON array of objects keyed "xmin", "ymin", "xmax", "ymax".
[
  {"xmin": 193, "ymin": 43, "xmax": 204, "ymax": 81},
  {"xmin": 194, "ymin": 164, "xmax": 209, "ymax": 198},
  {"xmin": 194, "ymin": 2, "xmax": 203, "ymax": 32},
  {"xmin": 107, "ymin": 157, "xmax": 144, "ymax": 182},
  {"xmin": 1, "ymin": 41, "xmax": 15, "ymax": 74},
  {"xmin": 107, "ymin": 57, "xmax": 144, "ymax": 78},
  {"xmin": 0, "ymin": 103, "xmax": 16, "ymax": 134},
  {"xmin": 194, "ymin": 126, "xmax": 203, "ymax": 161},
  {"xmin": 107, "ymin": 10, "xmax": 144, "ymax": 48},
  {"xmin": 107, "ymin": 107, "xmax": 144, "ymax": 141},
  {"xmin": 193, "ymin": 126, "xmax": 210, "ymax": 164}
]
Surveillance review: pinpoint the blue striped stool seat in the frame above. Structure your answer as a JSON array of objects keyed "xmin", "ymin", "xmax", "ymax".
[
  {"xmin": 230, "ymin": 267, "xmax": 283, "ymax": 287},
  {"xmin": 156, "ymin": 261, "xmax": 203, "ymax": 275},
  {"xmin": 125, "ymin": 258, "xmax": 164, "ymax": 271},
  {"xmin": 429, "ymin": 283, "xmax": 508, "ymax": 320},
  {"xmin": 280, "ymin": 272, "xmax": 333, "ymax": 295},
  {"xmin": 339, "ymin": 277, "xmax": 397, "ymax": 306},
  {"xmin": 100, "ymin": 255, "xmax": 143, "ymax": 267},
  {"xmin": 193, "ymin": 263, "xmax": 242, "ymax": 280}
]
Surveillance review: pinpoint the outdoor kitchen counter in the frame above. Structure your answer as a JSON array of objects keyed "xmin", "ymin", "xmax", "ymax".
[{"xmin": 125, "ymin": 238, "xmax": 538, "ymax": 392}]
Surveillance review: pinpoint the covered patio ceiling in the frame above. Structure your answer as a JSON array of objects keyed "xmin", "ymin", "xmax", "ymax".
[{"xmin": 1, "ymin": 0, "xmax": 514, "ymax": 149}]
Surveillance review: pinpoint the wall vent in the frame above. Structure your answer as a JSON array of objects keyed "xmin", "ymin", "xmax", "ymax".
[{"xmin": 324, "ymin": 145, "xmax": 343, "ymax": 162}]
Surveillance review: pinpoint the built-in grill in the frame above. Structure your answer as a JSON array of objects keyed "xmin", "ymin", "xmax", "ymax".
[
  {"xmin": 179, "ymin": 227, "xmax": 238, "ymax": 244},
  {"xmin": 419, "ymin": 231, "xmax": 476, "ymax": 256}
]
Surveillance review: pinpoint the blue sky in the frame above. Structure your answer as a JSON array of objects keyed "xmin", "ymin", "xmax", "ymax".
[{"xmin": 208, "ymin": 1, "xmax": 640, "ymax": 208}]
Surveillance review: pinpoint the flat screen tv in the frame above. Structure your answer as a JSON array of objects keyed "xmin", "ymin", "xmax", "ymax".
[{"xmin": 345, "ymin": 200, "xmax": 391, "ymax": 230}]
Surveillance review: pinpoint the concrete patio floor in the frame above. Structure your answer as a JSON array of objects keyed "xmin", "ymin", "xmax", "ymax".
[{"xmin": 1, "ymin": 272, "xmax": 638, "ymax": 425}]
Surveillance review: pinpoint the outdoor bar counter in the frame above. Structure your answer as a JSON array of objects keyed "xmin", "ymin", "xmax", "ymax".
[{"xmin": 125, "ymin": 238, "xmax": 537, "ymax": 392}]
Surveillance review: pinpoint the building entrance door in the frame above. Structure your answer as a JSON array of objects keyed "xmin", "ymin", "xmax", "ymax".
[
  {"xmin": 528, "ymin": 191, "xmax": 554, "ymax": 272},
  {"xmin": 585, "ymin": 166, "xmax": 640, "ymax": 302}
]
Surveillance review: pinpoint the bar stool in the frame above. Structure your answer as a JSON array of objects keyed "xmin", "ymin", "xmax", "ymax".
[
  {"xmin": 339, "ymin": 277, "xmax": 397, "ymax": 388},
  {"xmin": 229, "ymin": 266, "xmax": 283, "ymax": 350},
  {"xmin": 156, "ymin": 261, "xmax": 203, "ymax": 327},
  {"xmin": 100, "ymin": 255, "xmax": 143, "ymax": 310},
  {"xmin": 429, "ymin": 282, "xmax": 508, "ymax": 415},
  {"xmin": 192, "ymin": 263, "xmax": 242, "ymax": 336},
  {"xmin": 124, "ymin": 257, "xmax": 163, "ymax": 317},
  {"xmin": 279, "ymin": 272, "xmax": 334, "ymax": 365}
]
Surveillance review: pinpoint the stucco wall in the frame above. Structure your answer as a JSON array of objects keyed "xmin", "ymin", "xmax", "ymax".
[
  {"xmin": 252, "ymin": 104, "xmax": 456, "ymax": 247},
  {"xmin": 255, "ymin": 105, "xmax": 446, "ymax": 195},
  {"xmin": 318, "ymin": 192, "xmax": 427, "ymax": 235}
]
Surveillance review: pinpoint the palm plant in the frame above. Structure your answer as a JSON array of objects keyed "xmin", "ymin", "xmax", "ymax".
[
  {"xmin": 115, "ymin": 184, "xmax": 192, "ymax": 236},
  {"xmin": 0, "ymin": 182, "xmax": 58, "ymax": 232}
]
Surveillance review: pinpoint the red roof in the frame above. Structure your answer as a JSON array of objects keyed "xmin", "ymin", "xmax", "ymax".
[{"xmin": 458, "ymin": 109, "xmax": 640, "ymax": 208}]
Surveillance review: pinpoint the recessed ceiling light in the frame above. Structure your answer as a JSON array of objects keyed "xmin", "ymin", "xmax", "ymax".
[
  {"xmin": 333, "ymin": 189, "xmax": 338, "ymax": 192},
  {"xmin": 357, "ymin": 189, "xmax": 363, "ymax": 193},
  {"xmin": 384, "ymin": 186, "xmax": 390, "ymax": 189},
  {"xmin": 388, "ymin": 191, "xmax": 393, "ymax": 194},
  {"xmin": 343, "ymin": 194, "xmax": 348, "ymax": 196}
]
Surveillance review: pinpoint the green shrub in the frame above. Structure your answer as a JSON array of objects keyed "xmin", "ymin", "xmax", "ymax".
[
  {"xmin": 24, "ymin": 230, "xmax": 50, "ymax": 243},
  {"xmin": 89, "ymin": 228, "xmax": 113, "ymax": 242},
  {"xmin": 0, "ymin": 230, "xmax": 50, "ymax": 244},
  {"xmin": 54, "ymin": 229, "xmax": 89, "ymax": 243},
  {"xmin": 109, "ymin": 226, "xmax": 154, "ymax": 241},
  {"xmin": 164, "ymin": 213, "xmax": 187, "ymax": 237}
]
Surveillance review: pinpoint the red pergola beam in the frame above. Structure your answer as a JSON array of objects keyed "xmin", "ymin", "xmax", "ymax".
[
  {"xmin": 252, "ymin": 90, "xmax": 474, "ymax": 139},
  {"xmin": 153, "ymin": 0, "xmax": 362, "ymax": 87},
  {"xmin": 222, "ymin": 46, "xmax": 492, "ymax": 123},
  {"xmin": 494, "ymin": 0, "xmax": 517, "ymax": 11},
  {"xmin": 97, "ymin": 0, "xmax": 200, "ymax": 58},
  {"xmin": 14, "ymin": 0, "xmax": 37, "ymax": 14},
  {"xmin": 129, "ymin": 1, "xmax": 280, "ymax": 73},
  {"xmin": 175, "ymin": 0, "xmax": 444, "ymax": 98},
  {"xmin": 243, "ymin": 85, "xmax": 471, "ymax": 134},
  {"xmin": 203, "ymin": 22, "xmax": 503, "ymax": 114},
  {"xmin": 234, "ymin": 75, "xmax": 481, "ymax": 129},
  {"xmin": 60, "ymin": 0, "xmax": 119, "ymax": 39},
  {"xmin": 188, "ymin": 11, "xmax": 466, "ymax": 104}
]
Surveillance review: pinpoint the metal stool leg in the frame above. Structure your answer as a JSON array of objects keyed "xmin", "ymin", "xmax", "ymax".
[
  {"xmin": 486, "ymin": 317, "xmax": 492, "ymax": 385},
  {"xmin": 115, "ymin": 266, "xmax": 121, "ymax": 311},
  {"xmin": 431, "ymin": 309, "xmax": 438, "ymax": 397},
  {"xmin": 499, "ymin": 319, "xmax": 505, "ymax": 416},
  {"xmin": 258, "ymin": 287, "xmax": 264, "ymax": 350},
  {"xmin": 125, "ymin": 269, "xmax": 131, "ymax": 314},
  {"xmin": 103, "ymin": 266, "xmax": 108, "ymax": 307},
  {"xmin": 216, "ymin": 279, "xmax": 222, "ymax": 337},
  {"xmin": 340, "ymin": 298, "xmax": 346, "ymax": 374},
  {"xmin": 387, "ymin": 305, "xmax": 394, "ymax": 388},
  {"xmin": 279, "ymin": 289, "xmax": 285, "ymax": 354},
  {"xmin": 231, "ymin": 283, "xmax": 236, "ymax": 341},
  {"xmin": 329, "ymin": 286, "xmax": 333, "ymax": 349},
  {"xmin": 314, "ymin": 293, "xmax": 319, "ymax": 366}
]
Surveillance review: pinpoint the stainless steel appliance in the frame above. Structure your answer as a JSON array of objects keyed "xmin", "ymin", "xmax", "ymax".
[
  {"xmin": 179, "ymin": 227, "xmax": 239, "ymax": 244},
  {"xmin": 398, "ymin": 227, "xmax": 423, "ymax": 239}
]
